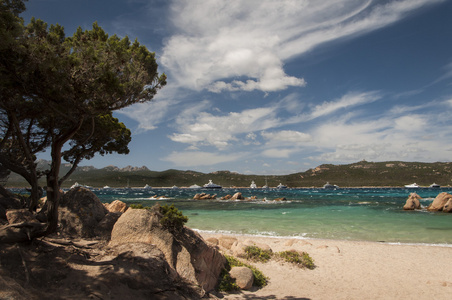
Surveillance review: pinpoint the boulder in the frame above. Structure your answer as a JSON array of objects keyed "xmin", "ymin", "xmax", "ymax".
[
  {"xmin": 105, "ymin": 200, "xmax": 128, "ymax": 213},
  {"xmin": 230, "ymin": 192, "xmax": 244, "ymax": 200},
  {"xmin": 229, "ymin": 266, "xmax": 254, "ymax": 290},
  {"xmin": 427, "ymin": 192, "xmax": 452, "ymax": 211},
  {"xmin": 221, "ymin": 194, "xmax": 232, "ymax": 200},
  {"xmin": 58, "ymin": 187, "xmax": 108, "ymax": 238},
  {"xmin": 109, "ymin": 206, "xmax": 226, "ymax": 292},
  {"xmin": 231, "ymin": 239, "xmax": 272, "ymax": 258},
  {"xmin": 218, "ymin": 236, "xmax": 238, "ymax": 249},
  {"xmin": 403, "ymin": 193, "xmax": 422, "ymax": 210},
  {"xmin": 443, "ymin": 198, "xmax": 452, "ymax": 213},
  {"xmin": 193, "ymin": 193, "xmax": 217, "ymax": 200},
  {"xmin": 6, "ymin": 209, "xmax": 36, "ymax": 224},
  {"xmin": 274, "ymin": 197, "xmax": 287, "ymax": 201}
]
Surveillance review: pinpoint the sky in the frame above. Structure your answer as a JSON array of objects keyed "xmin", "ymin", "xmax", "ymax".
[{"xmin": 21, "ymin": 0, "xmax": 452, "ymax": 175}]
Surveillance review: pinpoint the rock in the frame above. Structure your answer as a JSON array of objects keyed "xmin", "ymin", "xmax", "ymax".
[
  {"xmin": 206, "ymin": 237, "xmax": 219, "ymax": 246},
  {"xmin": 428, "ymin": 192, "xmax": 452, "ymax": 211},
  {"xmin": 229, "ymin": 266, "xmax": 254, "ymax": 290},
  {"xmin": 443, "ymin": 198, "xmax": 452, "ymax": 213},
  {"xmin": 58, "ymin": 187, "xmax": 108, "ymax": 238},
  {"xmin": 274, "ymin": 197, "xmax": 287, "ymax": 201},
  {"xmin": 231, "ymin": 240, "xmax": 272, "ymax": 257},
  {"xmin": 193, "ymin": 193, "xmax": 217, "ymax": 200},
  {"xmin": 105, "ymin": 200, "xmax": 128, "ymax": 213},
  {"xmin": 6, "ymin": 209, "xmax": 36, "ymax": 224},
  {"xmin": 230, "ymin": 192, "xmax": 244, "ymax": 200},
  {"xmin": 94, "ymin": 212, "xmax": 122, "ymax": 239},
  {"xmin": 403, "ymin": 193, "xmax": 422, "ymax": 210},
  {"xmin": 109, "ymin": 206, "xmax": 225, "ymax": 292},
  {"xmin": 221, "ymin": 194, "xmax": 232, "ymax": 200},
  {"xmin": 218, "ymin": 236, "xmax": 238, "ymax": 249}
]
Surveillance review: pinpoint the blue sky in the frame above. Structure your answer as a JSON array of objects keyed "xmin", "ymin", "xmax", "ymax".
[{"xmin": 22, "ymin": 0, "xmax": 452, "ymax": 175}]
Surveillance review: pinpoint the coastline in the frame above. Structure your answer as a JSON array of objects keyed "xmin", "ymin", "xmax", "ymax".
[{"xmin": 199, "ymin": 232, "xmax": 452, "ymax": 299}]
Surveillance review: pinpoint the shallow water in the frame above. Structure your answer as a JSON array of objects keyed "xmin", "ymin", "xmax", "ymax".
[{"xmin": 91, "ymin": 187, "xmax": 451, "ymax": 245}]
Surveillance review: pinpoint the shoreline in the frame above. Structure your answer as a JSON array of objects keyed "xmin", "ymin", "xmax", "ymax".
[
  {"xmin": 200, "ymin": 232, "xmax": 452, "ymax": 299},
  {"xmin": 196, "ymin": 229, "xmax": 452, "ymax": 248}
]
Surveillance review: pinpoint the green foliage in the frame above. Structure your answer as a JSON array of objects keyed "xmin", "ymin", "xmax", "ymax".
[
  {"xmin": 130, "ymin": 203, "xmax": 145, "ymax": 209},
  {"xmin": 245, "ymin": 245, "xmax": 273, "ymax": 262},
  {"xmin": 277, "ymin": 250, "xmax": 315, "ymax": 269},
  {"xmin": 159, "ymin": 204, "xmax": 188, "ymax": 232},
  {"xmin": 218, "ymin": 254, "xmax": 268, "ymax": 291}
]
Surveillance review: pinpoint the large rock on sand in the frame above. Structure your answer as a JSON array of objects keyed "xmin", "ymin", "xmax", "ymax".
[
  {"xmin": 403, "ymin": 193, "xmax": 422, "ymax": 210},
  {"xmin": 58, "ymin": 187, "xmax": 108, "ymax": 238},
  {"xmin": 442, "ymin": 198, "xmax": 452, "ymax": 212},
  {"xmin": 427, "ymin": 192, "xmax": 452, "ymax": 211},
  {"xmin": 110, "ymin": 206, "xmax": 226, "ymax": 292},
  {"xmin": 230, "ymin": 266, "xmax": 254, "ymax": 290}
]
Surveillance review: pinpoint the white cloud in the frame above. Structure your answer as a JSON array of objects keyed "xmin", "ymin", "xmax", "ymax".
[
  {"xmin": 262, "ymin": 148, "xmax": 297, "ymax": 158},
  {"xmin": 161, "ymin": 0, "xmax": 441, "ymax": 93},
  {"xmin": 309, "ymin": 91, "xmax": 381, "ymax": 120},
  {"xmin": 261, "ymin": 130, "xmax": 312, "ymax": 144}
]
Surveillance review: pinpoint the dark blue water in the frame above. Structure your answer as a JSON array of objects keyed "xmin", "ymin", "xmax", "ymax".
[{"xmin": 90, "ymin": 187, "xmax": 452, "ymax": 245}]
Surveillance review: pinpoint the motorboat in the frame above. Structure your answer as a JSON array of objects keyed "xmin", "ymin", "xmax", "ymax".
[
  {"xmin": 70, "ymin": 182, "xmax": 81, "ymax": 189},
  {"xmin": 203, "ymin": 180, "xmax": 222, "ymax": 189},
  {"xmin": 143, "ymin": 184, "xmax": 152, "ymax": 190},
  {"xmin": 171, "ymin": 185, "xmax": 178, "ymax": 189},
  {"xmin": 250, "ymin": 181, "xmax": 257, "ymax": 188},
  {"xmin": 404, "ymin": 183, "xmax": 420, "ymax": 188},
  {"xmin": 276, "ymin": 183, "xmax": 287, "ymax": 189},
  {"xmin": 429, "ymin": 183, "xmax": 440, "ymax": 188},
  {"xmin": 103, "ymin": 185, "xmax": 111, "ymax": 190},
  {"xmin": 189, "ymin": 184, "xmax": 201, "ymax": 189},
  {"xmin": 323, "ymin": 182, "xmax": 339, "ymax": 189}
]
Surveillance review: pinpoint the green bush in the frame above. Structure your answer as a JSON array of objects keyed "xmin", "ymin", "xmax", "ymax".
[
  {"xmin": 130, "ymin": 203, "xmax": 145, "ymax": 209},
  {"xmin": 218, "ymin": 254, "xmax": 268, "ymax": 291},
  {"xmin": 245, "ymin": 245, "xmax": 273, "ymax": 262},
  {"xmin": 159, "ymin": 204, "xmax": 188, "ymax": 232},
  {"xmin": 277, "ymin": 250, "xmax": 315, "ymax": 269}
]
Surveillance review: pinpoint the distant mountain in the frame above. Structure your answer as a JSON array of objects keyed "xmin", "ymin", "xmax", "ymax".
[{"xmin": 5, "ymin": 160, "xmax": 452, "ymax": 188}]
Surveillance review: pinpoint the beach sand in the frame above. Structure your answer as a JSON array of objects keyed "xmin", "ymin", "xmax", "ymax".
[{"xmin": 200, "ymin": 232, "xmax": 452, "ymax": 300}]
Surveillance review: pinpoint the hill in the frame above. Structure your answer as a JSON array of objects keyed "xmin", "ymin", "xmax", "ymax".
[{"xmin": 5, "ymin": 160, "xmax": 452, "ymax": 188}]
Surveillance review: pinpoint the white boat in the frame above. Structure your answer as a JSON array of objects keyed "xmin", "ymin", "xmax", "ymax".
[
  {"xmin": 70, "ymin": 182, "xmax": 81, "ymax": 189},
  {"xmin": 323, "ymin": 182, "xmax": 339, "ymax": 189},
  {"xmin": 203, "ymin": 180, "xmax": 222, "ymax": 189},
  {"xmin": 405, "ymin": 183, "xmax": 420, "ymax": 188},
  {"xmin": 250, "ymin": 181, "xmax": 257, "ymax": 188},
  {"xmin": 143, "ymin": 184, "xmax": 152, "ymax": 190},
  {"xmin": 103, "ymin": 185, "xmax": 111, "ymax": 189},
  {"xmin": 189, "ymin": 184, "xmax": 201, "ymax": 189},
  {"xmin": 276, "ymin": 183, "xmax": 287, "ymax": 189},
  {"xmin": 429, "ymin": 183, "xmax": 440, "ymax": 188},
  {"xmin": 262, "ymin": 178, "xmax": 269, "ymax": 189},
  {"xmin": 171, "ymin": 185, "xmax": 178, "ymax": 189}
]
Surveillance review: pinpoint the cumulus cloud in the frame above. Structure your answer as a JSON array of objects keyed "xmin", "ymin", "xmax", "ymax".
[{"xmin": 261, "ymin": 130, "xmax": 312, "ymax": 144}]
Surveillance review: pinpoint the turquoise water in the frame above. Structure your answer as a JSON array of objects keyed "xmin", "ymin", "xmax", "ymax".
[{"xmin": 93, "ymin": 187, "xmax": 452, "ymax": 245}]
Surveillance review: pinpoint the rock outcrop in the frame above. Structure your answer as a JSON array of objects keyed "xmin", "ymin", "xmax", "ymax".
[
  {"xmin": 427, "ymin": 192, "xmax": 452, "ymax": 212},
  {"xmin": 58, "ymin": 187, "xmax": 108, "ymax": 238},
  {"xmin": 403, "ymin": 193, "xmax": 422, "ymax": 210},
  {"xmin": 110, "ymin": 206, "xmax": 226, "ymax": 292},
  {"xmin": 193, "ymin": 193, "xmax": 217, "ymax": 200}
]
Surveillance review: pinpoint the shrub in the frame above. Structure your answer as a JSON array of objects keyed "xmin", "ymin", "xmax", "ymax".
[
  {"xmin": 245, "ymin": 245, "xmax": 273, "ymax": 262},
  {"xmin": 159, "ymin": 204, "xmax": 188, "ymax": 232},
  {"xmin": 277, "ymin": 250, "xmax": 315, "ymax": 269},
  {"xmin": 130, "ymin": 203, "xmax": 145, "ymax": 209},
  {"xmin": 218, "ymin": 254, "xmax": 268, "ymax": 291}
]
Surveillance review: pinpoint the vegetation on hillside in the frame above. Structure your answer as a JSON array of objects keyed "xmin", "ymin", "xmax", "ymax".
[{"xmin": 6, "ymin": 160, "xmax": 452, "ymax": 188}]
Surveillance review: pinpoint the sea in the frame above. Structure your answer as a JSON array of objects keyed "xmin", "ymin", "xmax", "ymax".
[{"xmin": 87, "ymin": 186, "xmax": 452, "ymax": 246}]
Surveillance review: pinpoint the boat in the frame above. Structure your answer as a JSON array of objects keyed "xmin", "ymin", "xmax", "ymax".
[
  {"xmin": 189, "ymin": 184, "xmax": 201, "ymax": 189},
  {"xmin": 103, "ymin": 185, "xmax": 111, "ymax": 190},
  {"xmin": 250, "ymin": 181, "xmax": 257, "ymax": 188},
  {"xmin": 143, "ymin": 184, "xmax": 152, "ymax": 190},
  {"xmin": 171, "ymin": 185, "xmax": 178, "ymax": 189},
  {"xmin": 262, "ymin": 178, "xmax": 269, "ymax": 189},
  {"xmin": 276, "ymin": 183, "xmax": 287, "ymax": 189},
  {"xmin": 70, "ymin": 182, "xmax": 81, "ymax": 189},
  {"xmin": 203, "ymin": 180, "xmax": 222, "ymax": 189},
  {"xmin": 429, "ymin": 183, "xmax": 440, "ymax": 188},
  {"xmin": 323, "ymin": 182, "xmax": 339, "ymax": 189},
  {"xmin": 404, "ymin": 183, "xmax": 420, "ymax": 188}
]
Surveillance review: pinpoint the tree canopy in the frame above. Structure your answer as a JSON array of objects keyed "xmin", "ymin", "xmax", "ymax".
[{"xmin": 0, "ymin": 0, "xmax": 166, "ymax": 240}]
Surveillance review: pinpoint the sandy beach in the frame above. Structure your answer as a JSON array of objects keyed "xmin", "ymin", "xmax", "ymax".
[{"xmin": 200, "ymin": 232, "xmax": 452, "ymax": 300}]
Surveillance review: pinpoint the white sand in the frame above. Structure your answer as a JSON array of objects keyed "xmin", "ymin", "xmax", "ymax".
[{"xmin": 200, "ymin": 233, "xmax": 452, "ymax": 300}]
